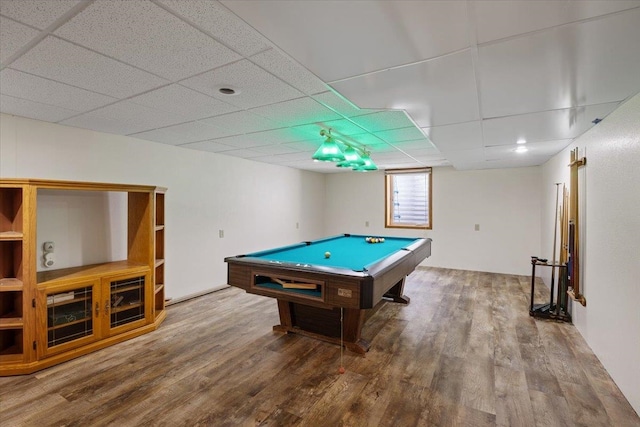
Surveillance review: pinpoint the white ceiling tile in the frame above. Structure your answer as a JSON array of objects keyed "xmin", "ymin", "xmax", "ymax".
[
  {"xmin": 0, "ymin": 0, "xmax": 83, "ymax": 30},
  {"xmin": 312, "ymin": 91, "xmax": 369, "ymax": 117},
  {"xmin": 60, "ymin": 101, "xmax": 191, "ymax": 135},
  {"xmin": 214, "ymin": 148, "xmax": 264, "ymax": 159},
  {"xmin": 222, "ymin": 1, "xmax": 471, "ymax": 81},
  {"xmin": 199, "ymin": 110, "xmax": 279, "ymax": 135},
  {"xmin": 129, "ymin": 127, "xmax": 188, "ymax": 146},
  {"xmin": 0, "ymin": 17, "xmax": 40, "ymax": 64},
  {"xmin": 442, "ymin": 148, "xmax": 486, "ymax": 164},
  {"xmin": 474, "ymin": 0, "xmax": 640, "ymax": 44},
  {"xmin": 11, "ymin": 36, "xmax": 169, "ymax": 98},
  {"xmin": 157, "ymin": 0, "xmax": 272, "ymax": 57},
  {"xmin": 264, "ymin": 151, "xmax": 313, "ymax": 162},
  {"xmin": 373, "ymin": 127, "xmax": 427, "ymax": 144},
  {"xmin": 393, "ymin": 139, "xmax": 438, "ymax": 151},
  {"xmin": 251, "ymin": 49, "xmax": 328, "ymax": 95},
  {"xmin": 180, "ymin": 140, "xmax": 238, "ymax": 153},
  {"xmin": 211, "ymin": 128, "xmax": 309, "ymax": 149},
  {"xmin": 181, "ymin": 59, "xmax": 303, "ymax": 109},
  {"xmin": 350, "ymin": 111, "xmax": 416, "ymax": 133},
  {"xmin": 482, "ymin": 102, "xmax": 621, "ymax": 147},
  {"xmin": 292, "ymin": 119, "xmax": 367, "ymax": 140},
  {"xmin": 54, "ymin": 0, "xmax": 241, "ymax": 81},
  {"xmin": 281, "ymin": 140, "xmax": 321, "ymax": 153},
  {"xmin": 478, "ymin": 9, "xmax": 640, "ymax": 117},
  {"xmin": 1, "ymin": 68, "xmax": 117, "ymax": 111},
  {"xmin": 249, "ymin": 97, "xmax": 341, "ymax": 127},
  {"xmin": 368, "ymin": 143, "xmax": 402, "ymax": 154},
  {"xmin": 424, "ymin": 121, "xmax": 484, "ymax": 152},
  {"xmin": 332, "ymin": 51, "xmax": 480, "ymax": 127},
  {"xmin": 249, "ymin": 144, "xmax": 301, "ymax": 156},
  {"xmin": 129, "ymin": 84, "xmax": 239, "ymax": 120},
  {"xmin": 484, "ymin": 139, "xmax": 572, "ymax": 161},
  {"xmin": 148, "ymin": 121, "xmax": 229, "ymax": 143},
  {"xmin": 0, "ymin": 94, "xmax": 78, "ymax": 122}
]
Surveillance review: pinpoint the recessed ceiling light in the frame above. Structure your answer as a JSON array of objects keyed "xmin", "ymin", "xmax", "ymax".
[
  {"xmin": 516, "ymin": 138, "xmax": 527, "ymax": 145},
  {"xmin": 514, "ymin": 146, "xmax": 528, "ymax": 153}
]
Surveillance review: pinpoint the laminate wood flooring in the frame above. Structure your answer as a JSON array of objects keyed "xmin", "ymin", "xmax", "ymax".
[{"xmin": 1, "ymin": 268, "xmax": 638, "ymax": 426}]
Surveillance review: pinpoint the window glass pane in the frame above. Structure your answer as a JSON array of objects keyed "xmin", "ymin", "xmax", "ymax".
[{"xmin": 385, "ymin": 168, "xmax": 431, "ymax": 229}]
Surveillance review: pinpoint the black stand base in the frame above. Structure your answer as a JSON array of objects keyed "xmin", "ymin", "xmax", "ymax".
[{"xmin": 529, "ymin": 303, "xmax": 572, "ymax": 322}]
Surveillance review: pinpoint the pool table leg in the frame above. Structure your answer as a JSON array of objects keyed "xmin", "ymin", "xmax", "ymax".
[
  {"xmin": 273, "ymin": 300, "xmax": 370, "ymax": 355},
  {"xmin": 383, "ymin": 278, "xmax": 411, "ymax": 305}
]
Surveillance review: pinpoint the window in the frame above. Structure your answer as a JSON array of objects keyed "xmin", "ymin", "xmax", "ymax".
[{"xmin": 385, "ymin": 168, "xmax": 432, "ymax": 229}]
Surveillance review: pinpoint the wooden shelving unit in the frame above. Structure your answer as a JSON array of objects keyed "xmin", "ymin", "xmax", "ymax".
[{"xmin": 0, "ymin": 179, "xmax": 166, "ymax": 375}]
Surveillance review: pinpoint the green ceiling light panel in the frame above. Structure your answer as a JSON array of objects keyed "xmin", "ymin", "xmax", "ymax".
[{"xmin": 312, "ymin": 131, "xmax": 345, "ymax": 162}]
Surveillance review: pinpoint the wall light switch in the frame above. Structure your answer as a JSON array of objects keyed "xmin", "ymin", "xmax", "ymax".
[
  {"xmin": 219, "ymin": 230, "xmax": 224, "ymax": 238},
  {"xmin": 43, "ymin": 241, "xmax": 55, "ymax": 252},
  {"xmin": 474, "ymin": 224, "xmax": 480, "ymax": 231},
  {"xmin": 365, "ymin": 221, "xmax": 370, "ymax": 227}
]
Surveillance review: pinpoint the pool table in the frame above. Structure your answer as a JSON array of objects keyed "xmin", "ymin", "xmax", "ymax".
[{"xmin": 225, "ymin": 234, "xmax": 432, "ymax": 354}]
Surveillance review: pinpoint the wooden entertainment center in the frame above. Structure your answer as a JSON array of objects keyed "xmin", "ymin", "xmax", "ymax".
[{"xmin": 0, "ymin": 179, "xmax": 166, "ymax": 375}]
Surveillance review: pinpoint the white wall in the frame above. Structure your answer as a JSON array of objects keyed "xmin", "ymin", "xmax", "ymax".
[
  {"xmin": 325, "ymin": 166, "xmax": 541, "ymax": 276},
  {"xmin": 0, "ymin": 113, "xmax": 326, "ymax": 300},
  {"xmin": 541, "ymin": 93, "xmax": 640, "ymax": 415}
]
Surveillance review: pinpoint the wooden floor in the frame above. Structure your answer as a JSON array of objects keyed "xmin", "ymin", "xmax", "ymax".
[{"xmin": 1, "ymin": 268, "xmax": 638, "ymax": 426}]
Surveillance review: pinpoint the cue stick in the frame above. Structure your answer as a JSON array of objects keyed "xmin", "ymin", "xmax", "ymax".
[{"xmin": 550, "ymin": 183, "xmax": 562, "ymax": 313}]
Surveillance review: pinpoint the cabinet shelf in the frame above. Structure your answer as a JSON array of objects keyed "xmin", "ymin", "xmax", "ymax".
[
  {"xmin": 37, "ymin": 261, "xmax": 149, "ymax": 285},
  {"xmin": 112, "ymin": 302, "xmax": 142, "ymax": 314},
  {"xmin": 47, "ymin": 316, "xmax": 92, "ymax": 331},
  {"xmin": 0, "ymin": 279, "xmax": 23, "ymax": 291},
  {"xmin": 111, "ymin": 284, "xmax": 143, "ymax": 294},
  {"xmin": 0, "ymin": 231, "xmax": 23, "ymax": 241},
  {"xmin": 0, "ymin": 316, "xmax": 23, "ymax": 329},
  {"xmin": 154, "ymin": 284, "xmax": 164, "ymax": 294},
  {"xmin": 154, "ymin": 259, "xmax": 165, "ymax": 268},
  {"xmin": 47, "ymin": 296, "xmax": 91, "ymax": 308},
  {"xmin": 155, "ymin": 225, "xmax": 164, "ymax": 231}
]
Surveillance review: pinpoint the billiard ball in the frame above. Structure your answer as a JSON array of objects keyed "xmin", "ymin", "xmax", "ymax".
[
  {"xmin": 325, "ymin": 251, "xmax": 331, "ymax": 258},
  {"xmin": 380, "ymin": 238, "xmax": 385, "ymax": 242}
]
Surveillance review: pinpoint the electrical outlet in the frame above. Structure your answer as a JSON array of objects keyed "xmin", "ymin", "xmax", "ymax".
[
  {"xmin": 296, "ymin": 222, "xmax": 299, "ymax": 229},
  {"xmin": 474, "ymin": 224, "xmax": 480, "ymax": 231},
  {"xmin": 365, "ymin": 221, "xmax": 370, "ymax": 227}
]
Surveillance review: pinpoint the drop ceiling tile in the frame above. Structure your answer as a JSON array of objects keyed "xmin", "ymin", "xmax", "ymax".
[
  {"xmin": 211, "ymin": 127, "xmax": 311, "ymax": 149},
  {"xmin": 129, "ymin": 127, "xmax": 188, "ymax": 145},
  {"xmin": 395, "ymin": 141, "xmax": 438, "ymax": 152},
  {"xmin": 373, "ymin": 127, "xmax": 427, "ymax": 144},
  {"xmin": 478, "ymin": 9, "xmax": 640, "ymax": 118},
  {"xmin": 1, "ymin": 68, "xmax": 117, "ymax": 111},
  {"xmin": 11, "ymin": 36, "xmax": 169, "ymax": 99},
  {"xmin": 180, "ymin": 140, "xmax": 238, "ymax": 153},
  {"xmin": 251, "ymin": 48, "xmax": 328, "ymax": 95},
  {"xmin": 54, "ymin": 0, "xmax": 241, "ymax": 81},
  {"xmin": 379, "ymin": 161, "xmax": 423, "ymax": 170},
  {"xmin": 350, "ymin": 111, "xmax": 416, "ymax": 133},
  {"xmin": 222, "ymin": 1, "xmax": 470, "ymax": 82},
  {"xmin": 129, "ymin": 84, "xmax": 239, "ymax": 120},
  {"xmin": 474, "ymin": 1, "xmax": 640, "ymax": 44},
  {"xmin": 249, "ymin": 97, "xmax": 341, "ymax": 127},
  {"xmin": 292, "ymin": 119, "xmax": 367, "ymax": 140},
  {"xmin": 332, "ymin": 51, "xmax": 480, "ymax": 127},
  {"xmin": 423, "ymin": 121, "xmax": 484, "ymax": 152},
  {"xmin": 367, "ymin": 143, "xmax": 402, "ymax": 154},
  {"xmin": 157, "ymin": 0, "xmax": 271, "ymax": 57},
  {"xmin": 150, "ymin": 120, "xmax": 230, "ymax": 143},
  {"xmin": 60, "ymin": 101, "xmax": 191, "ymax": 135},
  {"xmin": 181, "ymin": 59, "xmax": 303, "ymax": 109},
  {"xmin": 312, "ymin": 91, "xmax": 368, "ymax": 117},
  {"xmin": 484, "ymin": 139, "xmax": 572, "ymax": 161},
  {"xmin": 482, "ymin": 102, "xmax": 622, "ymax": 147},
  {"xmin": 442, "ymin": 148, "xmax": 486, "ymax": 164},
  {"xmin": 215, "ymin": 148, "xmax": 264, "ymax": 159},
  {"xmin": 0, "ymin": 0, "xmax": 83, "ymax": 29},
  {"xmin": 266, "ymin": 151, "xmax": 314, "ymax": 162},
  {"xmin": 371, "ymin": 151, "xmax": 415, "ymax": 162},
  {"xmin": 248, "ymin": 144, "xmax": 301, "ymax": 156},
  {"xmin": 281, "ymin": 140, "xmax": 322, "ymax": 152},
  {"xmin": 199, "ymin": 110, "xmax": 279, "ymax": 135},
  {"xmin": 0, "ymin": 17, "xmax": 40, "ymax": 64},
  {"xmin": 0, "ymin": 94, "xmax": 78, "ymax": 122}
]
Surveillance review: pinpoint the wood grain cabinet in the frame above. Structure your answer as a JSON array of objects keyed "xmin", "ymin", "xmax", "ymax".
[{"xmin": 0, "ymin": 179, "xmax": 166, "ymax": 375}]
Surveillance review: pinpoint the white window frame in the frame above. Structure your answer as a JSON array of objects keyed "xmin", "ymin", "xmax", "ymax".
[{"xmin": 385, "ymin": 167, "xmax": 432, "ymax": 230}]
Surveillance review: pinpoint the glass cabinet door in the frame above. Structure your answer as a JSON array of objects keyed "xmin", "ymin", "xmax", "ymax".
[
  {"xmin": 103, "ymin": 272, "xmax": 150, "ymax": 336},
  {"xmin": 39, "ymin": 280, "xmax": 99, "ymax": 358}
]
